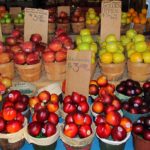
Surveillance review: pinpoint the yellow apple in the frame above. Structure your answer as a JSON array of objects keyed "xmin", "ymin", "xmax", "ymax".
[
  {"xmin": 130, "ymin": 52, "xmax": 143, "ymax": 63},
  {"xmin": 113, "ymin": 52, "xmax": 125, "ymax": 63},
  {"xmin": 100, "ymin": 52, "xmax": 113, "ymax": 64},
  {"xmin": 142, "ymin": 51, "xmax": 150, "ymax": 63}
]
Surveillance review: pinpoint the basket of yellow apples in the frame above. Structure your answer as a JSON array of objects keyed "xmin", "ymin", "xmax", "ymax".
[
  {"xmin": 85, "ymin": 8, "xmax": 100, "ymax": 34},
  {"xmin": 99, "ymin": 34, "xmax": 126, "ymax": 81},
  {"xmin": 124, "ymin": 29, "xmax": 150, "ymax": 81}
]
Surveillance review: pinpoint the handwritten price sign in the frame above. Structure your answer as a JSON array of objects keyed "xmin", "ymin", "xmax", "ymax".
[
  {"xmin": 65, "ymin": 50, "xmax": 91, "ymax": 98},
  {"xmin": 24, "ymin": 8, "xmax": 48, "ymax": 43},
  {"xmin": 101, "ymin": 1, "xmax": 121, "ymax": 41}
]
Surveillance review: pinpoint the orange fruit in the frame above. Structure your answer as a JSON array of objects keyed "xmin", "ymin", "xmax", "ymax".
[
  {"xmin": 92, "ymin": 101, "xmax": 104, "ymax": 114},
  {"xmin": 50, "ymin": 94, "xmax": 59, "ymax": 104},
  {"xmin": 141, "ymin": 8, "xmax": 147, "ymax": 15},
  {"xmin": 130, "ymin": 52, "xmax": 143, "ymax": 63},
  {"xmin": 133, "ymin": 17, "xmax": 140, "ymax": 24},
  {"xmin": 129, "ymin": 8, "xmax": 135, "ymax": 14},
  {"xmin": 47, "ymin": 103, "xmax": 59, "ymax": 112},
  {"xmin": 120, "ymin": 117, "xmax": 132, "ymax": 132},
  {"xmin": 127, "ymin": 12, "xmax": 131, "ymax": 17},
  {"xmin": 140, "ymin": 17, "xmax": 147, "ymax": 24},
  {"xmin": 90, "ymin": 80, "xmax": 98, "ymax": 86},
  {"xmin": 132, "ymin": 11, "xmax": 137, "ymax": 17}
]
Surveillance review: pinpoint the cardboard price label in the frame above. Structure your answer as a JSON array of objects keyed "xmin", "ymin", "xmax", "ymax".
[
  {"xmin": 101, "ymin": 0, "xmax": 121, "ymax": 41},
  {"xmin": 65, "ymin": 50, "xmax": 91, "ymax": 98},
  {"xmin": 24, "ymin": 8, "xmax": 48, "ymax": 43},
  {"xmin": 9, "ymin": 7, "xmax": 21, "ymax": 18}
]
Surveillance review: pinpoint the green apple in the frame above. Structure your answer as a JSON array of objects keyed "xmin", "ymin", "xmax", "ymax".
[
  {"xmin": 14, "ymin": 18, "xmax": 19, "ymax": 24},
  {"xmin": 101, "ymin": 41, "xmax": 106, "ymax": 49},
  {"xmin": 99, "ymin": 49, "xmax": 106, "ymax": 56},
  {"xmin": 142, "ymin": 51, "xmax": 150, "ymax": 63},
  {"xmin": 126, "ymin": 42, "xmax": 134, "ymax": 50},
  {"xmin": 135, "ymin": 41, "xmax": 147, "ymax": 52},
  {"xmin": 121, "ymin": 18, "xmax": 127, "ymax": 25},
  {"xmin": 77, "ymin": 42, "xmax": 90, "ymax": 51},
  {"xmin": 88, "ymin": 8, "xmax": 95, "ymax": 13},
  {"xmin": 0, "ymin": 18, "xmax": 5, "ymax": 24},
  {"xmin": 106, "ymin": 41, "xmax": 118, "ymax": 53},
  {"xmin": 95, "ymin": 16, "xmax": 100, "ymax": 22},
  {"xmin": 90, "ymin": 42, "xmax": 98, "ymax": 53},
  {"xmin": 81, "ymin": 35, "xmax": 93, "ymax": 43},
  {"xmin": 89, "ymin": 12, "xmax": 96, "ymax": 19},
  {"xmin": 113, "ymin": 52, "xmax": 125, "ymax": 63},
  {"xmin": 121, "ymin": 12, "xmax": 127, "ymax": 18},
  {"xmin": 105, "ymin": 34, "xmax": 117, "ymax": 43},
  {"xmin": 126, "ymin": 29, "xmax": 137, "ymax": 39},
  {"xmin": 127, "ymin": 49, "xmax": 136, "ymax": 58},
  {"xmin": 5, "ymin": 18, "xmax": 11, "ymax": 24},
  {"xmin": 75, "ymin": 35, "xmax": 82, "ymax": 45},
  {"xmin": 17, "ymin": 12, "xmax": 24, "ymax": 19},
  {"xmin": 133, "ymin": 34, "xmax": 145, "ymax": 43},
  {"xmin": 4, "ymin": 13, "xmax": 11, "ymax": 19},
  {"xmin": 120, "ymin": 35, "xmax": 131, "ymax": 46},
  {"xmin": 80, "ymin": 28, "xmax": 91, "ymax": 36},
  {"xmin": 19, "ymin": 18, "xmax": 24, "ymax": 24},
  {"xmin": 118, "ymin": 44, "xmax": 124, "ymax": 53}
]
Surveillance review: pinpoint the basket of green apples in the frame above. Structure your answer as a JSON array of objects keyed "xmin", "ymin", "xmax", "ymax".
[{"xmin": 0, "ymin": 13, "xmax": 14, "ymax": 35}]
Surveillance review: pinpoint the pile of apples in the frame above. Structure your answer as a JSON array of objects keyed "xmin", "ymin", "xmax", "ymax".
[
  {"xmin": 42, "ymin": 29, "xmax": 74, "ymax": 63},
  {"xmin": 143, "ymin": 81, "xmax": 150, "ymax": 105},
  {"xmin": 99, "ymin": 34, "xmax": 125, "ymax": 64},
  {"xmin": 121, "ymin": 12, "xmax": 131, "ymax": 25},
  {"xmin": 0, "ymin": 13, "xmax": 12, "ymax": 24},
  {"xmin": 57, "ymin": 11, "xmax": 69, "ymax": 24},
  {"xmin": 29, "ymin": 90, "xmax": 59, "ymax": 114},
  {"xmin": 0, "ymin": 90, "xmax": 29, "ymax": 134},
  {"xmin": 63, "ymin": 112, "xmax": 93, "ymax": 138},
  {"xmin": 133, "ymin": 116, "xmax": 150, "ymax": 141},
  {"xmin": 71, "ymin": 7, "xmax": 85, "ymax": 23},
  {"xmin": 127, "ymin": 8, "xmax": 147, "ymax": 25},
  {"xmin": 85, "ymin": 8, "xmax": 100, "ymax": 25},
  {"xmin": 89, "ymin": 75, "xmax": 121, "ymax": 115},
  {"xmin": 116, "ymin": 79, "xmax": 143, "ymax": 97},
  {"xmin": 48, "ymin": 7, "xmax": 56, "ymax": 23},
  {"xmin": 14, "ymin": 11, "xmax": 24, "ymax": 25},
  {"xmin": 0, "ymin": 6, "xmax": 7, "ymax": 19},
  {"xmin": 75, "ymin": 28, "xmax": 97, "ymax": 64},
  {"xmin": 96, "ymin": 110, "xmax": 132, "ymax": 141},
  {"xmin": 63, "ymin": 92, "xmax": 89, "ymax": 114},
  {"xmin": 121, "ymin": 29, "xmax": 150, "ymax": 63}
]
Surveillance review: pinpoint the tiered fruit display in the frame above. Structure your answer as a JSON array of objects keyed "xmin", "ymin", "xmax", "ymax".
[
  {"xmin": 14, "ymin": 11, "xmax": 24, "ymax": 25},
  {"xmin": 121, "ymin": 12, "xmax": 131, "ymax": 25},
  {"xmin": 42, "ymin": 29, "xmax": 74, "ymax": 63},
  {"xmin": 63, "ymin": 92, "xmax": 89, "ymax": 114},
  {"xmin": 96, "ymin": 110, "xmax": 132, "ymax": 141},
  {"xmin": 57, "ymin": 11, "xmax": 70, "ymax": 24},
  {"xmin": 116, "ymin": 79, "xmax": 143, "ymax": 97},
  {"xmin": 85, "ymin": 8, "xmax": 100, "ymax": 26},
  {"xmin": 75, "ymin": 28, "xmax": 97, "ymax": 64},
  {"xmin": 0, "ymin": 13, "xmax": 12, "ymax": 24},
  {"xmin": 89, "ymin": 75, "xmax": 122, "ymax": 115},
  {"xmin": 0, "ymin": 6, "xmax": 7, "ymax": 19},
  {"xmin": 29, "ymin": 90, "xmax": 59, "ymax": 114},
  {"xmin": 99, "ymin": 34, "xmax": 125, "ymax": 64},
  {"xmin": 127, "ymin": 8, "xmax": 147, "ymax": 25},
  {"xmin": 71, "ymin": 7, "xmax": 85, "ymax": 23},
  {"xmin": 121, "ymin": 29, "xmax": 150, "ymax": 63},
  {"xmin": 63, "ymin": 112, "xmax": 93, "ymax": 138},
  {"xmin": 133, "ymin": 116, "xmax": 150, "ymax": 141}
]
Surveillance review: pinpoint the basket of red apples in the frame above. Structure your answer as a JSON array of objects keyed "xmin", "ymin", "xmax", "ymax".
[
  {"xmin": 29, "ymin": 90, "xmax": 60, "ymax": 117},
  {"xmin": 96, "ymin": 110, "xmax": 132, "ymax": 150},
  {"xmin": 24, "ymin": 110, "xmax": 59, "ymax": 150},
  {"xmin": 60, "ymin": 112, "xmax": 95, "ymax": 150},
  {"xmin": 57, "ymin": 11, "xmax": 70, "ymax": 33},
  {"xmin": 60, "ymin": 92, "xmax": 90, "ymax": 119},
  {"xmin": 115, "ymin": 79, "xmax": 143, "ymax": 101},
  {"xmin": 14, "ymin": 33, "xmax": 46, "ymax": 82},
  {"xmin": 42, "ymin": 29, "xmax": 74, "ymax": 81},
  {"xmin": 132, "ymin": 116, "xmax": 150, "ymax": 150},
  {"xmin": 0, "ymin": 103, "xmax": 27, "ymax": 150},
  {"xmin": 71, "ymin": 7, "xmax": 85, "ymax": 34},
  {"xmin": 48, "ymin": 7, "xmax": 56, "ymax": 34}
]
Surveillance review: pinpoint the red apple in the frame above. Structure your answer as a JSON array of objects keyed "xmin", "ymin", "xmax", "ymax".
[
  {"xmin": 59, "ymin": 11, "xmax": 68, "ymax": 18},
  {"xmin": 79, "ymin": 16, "xmax": 85, "ymax": 22},
  {"xmin": 5, "ymin": 37, "xmax": 17, "ymax": 46},
  {"xmin": 42, "ymin": 50, "xmax": 55, "ymax": 63},
  {"xmin": 65, "ymin": 113, "xmax": 74, "ymax": 124},
  {"xmin": 112, "ymin": 98, "xmax": 121, "ymax": 110},
  {"xmin": 63, "ymin": 103, "xmax": 77, "ymax": 113},
  {"xmin": 95, "ymin": 114, "xmax": 106, "ymax": 126},
  {"xmin": 73, "ymin": 112, "xmax": 85, "ymax": 125},
  {"xmin": 14, "ymin": 101, "xmax": 27, "ymax": 112},
  {"xmin": 84, "ymin": 114, "xmax": 92, "ymax": 125},
  {"xmin": 89, "ymin": 84, "xmax": 99, "ymax": 96},
  {"xmin": 48, "ymin": 40, "xmax": 62, "ymax": 52},
  {"xmin": 63, "ymin": 95, "xmax": 72, "ymax": 104},
  {"xmin": 104, "ymin": 105, "xmax": 116, "ymax": 114},
  {"xmin": 133, "ymin": 123, "xmax": 144, "ymax": 134},
  {"xmin": 77, "ymin": 101, "xmax": 89, "ymax": 113},
  {"xmin": 0, "ymin": 117, "xmax": 5, "ymax": 132},
  {"xmin": 34, "ymin": 102, "xmax": 46, "ymax": 112},
  {"xmin": 21, "ymin": 41, "xmax": 35, "ymax": 53},
  {"xmin": 30, "ymin": 33, "xmax": 42, "ymax": 43},
  {"xmin": 26, "ymin": 52, "xmax": 40, "ymax": 65},
  {"xmin": 79, "ymin": 124, "xmax": 92, "ymax": 138},
  {"xmin": 11, "ymin": 29, "xmax": 21, "ymax": 38},
  {"xmin": 14, "ymin": 52, "xmax": 26, "ymax": 65},
  {"xmin": 48, "ymin": 112, "xmax": 59, "ymax": 125},
  {"xmin": 11, "ymin": 45, "xmax": 22, "ymax": 54},
  {"xmin": 6, "ymin": 90, "xmax": 21, "ymax": 103},
  {"xmin": 97, "ymin": 75, "xmax": 108, "ymax": 87},
  {"xmin": 55, "ymin": 51, "xmax": 67, "ymax": 62},
  {"xmin": 36, "ymin": 109, "xmax": 49, "ymax": 122},
  {"xmin": 0, "ymin": 42, "xmax": 5, "ymax": 53},
  {"xmin": 143, "ymin": 129, "xmax": 150, "ymax": 141},
  {"xmin": 72, "ymin": 92, "xmax": 81, "ymax": 104}
]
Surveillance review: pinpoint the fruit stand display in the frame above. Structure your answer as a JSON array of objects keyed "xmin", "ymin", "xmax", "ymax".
[{"xmin": 0, "ymin": 2, "xmax": 149, "ymax": 150}]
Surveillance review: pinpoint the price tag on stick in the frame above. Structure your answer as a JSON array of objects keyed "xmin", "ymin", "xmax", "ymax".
[
  {"xmin": 100, "ymin": 0, "xmax": 121, "ymax": 41},
  {"xmin": 65, "ymin": 50, "xmax": 92, "ymax": 98},
  {"xmin": 24, "ymin": 8, "xmax": 48, "ymax": 43}
]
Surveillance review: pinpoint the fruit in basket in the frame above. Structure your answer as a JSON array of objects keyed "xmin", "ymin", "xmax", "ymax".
[
  {"xmin": 0, "ymin": 13, "xmax": 12, "ymax": 24},
  {"xmin": 143, "ymin": 130, "xmax": 150, "ymax": 140},
  {"xmin": 64, "ymin": 123, "xmax": 78, "ymax": 138},
  {"xmin": 142, "ymin": 51, "xmax": 150, "ymax": 63},
  {"xmin": 55, "ymin": 51, "xmax": 67, "ymax": 62},
  {"xmin": 14, "ymin": 101, "xmax": 27, "ymax": 112},
  {"xmin": 126, "ymin": 29, "xmax": 137, "ymax": 39},
  {"xmin": 120, "ymin": 117, "xmax": 132, "ymax": 132},
  {"xmin": 95, "ymin": 114, "xmax": 106, "ymax": 126},
  {"xmin": 30, "ymin": 33, "xmax": 42, "ymax": 43},
  {"xmin": 14, "ymin": 12, "xmax": 24, "ymax": 25},
  {"xmin": 57, "ymin": 11, "xmax": 69, "ymax": 23},
  {"xmin": 38, "ymin": 90, "xmax": 51, "ymax": 103},
  {"xmin": 6, "ymin": 90, "xmax": 21, "ymax": 103},
  {"xmin": 0, "ymin": 117, "xmax": 5, "ymax": 132},
  {"xmin": 111, "ymin": 125, "xmax": 127, "ymax": 141},
  {"xmin": 47, "ymin": 102, "xmax": 59, "ymax": 113},
  {"xmin": 29, "ymin": 96, "xmax": 40, "ymax": 108},
  {"xmin": 113, "ymin": 52, "xmax": 125, "ymax": 64},
  {"xmin": 48, "ymin": 112, "xmax": 59, "ymax": 125},
  {"xmin": 21, "ymin": 41, "xmax": 35, "ymax": 53},
  {"xmin": 36, "ymin": 109, "xmax": 49, "ymax": 122},
  {"xmin": 97, "ymin": 75, "xmax": 108, "ymax": 87},
  {"xmin": 89, "ymin": 84, "xmax": 99, "ymax": 96},
  {"xmin": 92, "ymin": 101, "xmax": 104, "ymax": 114},
  {"xmin": 26, "ymin": 52, "xmax": 40, "ymax": 65},
  {"xmin": 84, "ymin": 114, "xmax": 92, "ymax": 125},
  {"xmin": 78, "ymin": 124, "xmax": 92, "ymax": 138},
  {"xmin": 77, "ymin": 101, "xmax": 89, "ymax": 113},
  {"xmin": 73, "ymin": 112, "xmax": 85, "ymax": 125}
]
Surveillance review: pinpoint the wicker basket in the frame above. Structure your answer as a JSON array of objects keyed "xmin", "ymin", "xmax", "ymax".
[
  {"xmin": 133, "ymin": 24, "xmax": 145, "ymax": 34},
  {"xmin": 99, "ymin": 61, "xmax": 126, "ymax": 81},
  {"xmin": 0, "ymin": 61, "xmax": 14, "ymax": 79},
  {"xmin": 91, "ymin": 62, "xmax": 97, "ymax": 79},
  {"xmin": 121, "ymin": 24, "xmax": 130, "ymax": 35},
  {"xmin": 15, "ymin": 62, "xmax": 42, "ymax": 82},
  {"xmin": 60, "ymin": 123, "xmax": 95, "ymax": 150},
  {"xmin": 1, "ymin": 23, "xmax": 14, "ymax": 35},
  {"xmin": 24, "ymin": 125, "xmax": 60, "ymax": 150},
  {"xmin": 48, "ymin": 23, "xmax": 56, "ymax": 34},
  {"xmin": 44, "ymin": 61, "xmax": 66, "ymax": 81},
  {"xmin": 71, "ymin": 22, "xmax": 85, "ymax": 34},
  {"xmin": 14, "ymin": 24, "xmax": 24, "ymax": 33},
  {"xmin": 57, "ymin": 23, "xmax": 70, "ymax": 33},
  {"xmin": 0, "ymin": 118, "xmax": 27, "ymax": 150},
  {"xmin": 127, "ymin": 60, "xmax": 150, "ymax": 82},
  {"xmin": 86, "ymin": 23, "xmax": 99, "ymax": 34}
]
